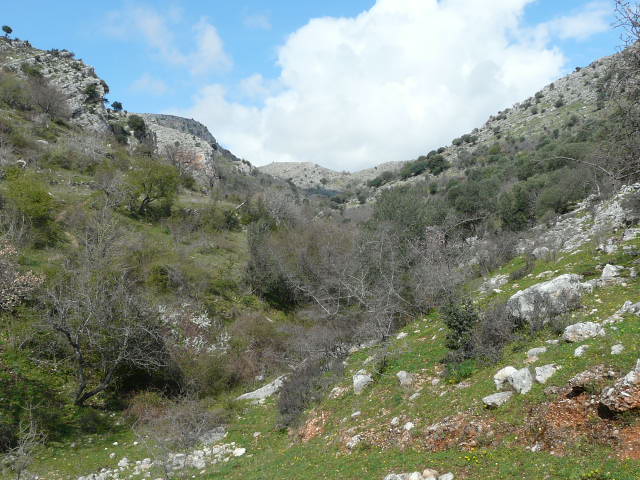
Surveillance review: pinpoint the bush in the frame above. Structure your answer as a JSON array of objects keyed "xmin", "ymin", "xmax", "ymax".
[
  {"xmin": 442, "ymin": 300, "xmax": 478, "ymax": 354},
  {"xmin": 127, "ymin": 115, "xmax": 147, "ymax": 140},
  {"xmin": 277, "ymin": 357, "xmax": 342, "ymax": 428},
  {"xmin": 3, "ymin": 170, "xmax": 60, "ymax": 247},
  {"xmin": 124, "ymin": 157, "xmax": 180, "ymax": 218}
]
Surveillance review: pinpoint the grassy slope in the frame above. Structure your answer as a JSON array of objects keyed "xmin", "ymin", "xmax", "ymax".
[{"xmin": 30, "ymin": 224, "xmax": 640, "ymax": 480}]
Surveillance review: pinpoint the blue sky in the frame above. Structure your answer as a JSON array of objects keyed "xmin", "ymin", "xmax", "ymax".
[{"xmin": 3, "ymin": 1, "xmax": 623, "ymax": 170}]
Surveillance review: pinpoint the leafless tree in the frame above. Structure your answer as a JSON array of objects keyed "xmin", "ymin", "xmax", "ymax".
[
  {"xmin": 0, "ymin": 407, "xmax": 46, "ymax": 480},
  {"xmin": 28, "ymin": 78, "xmax": 70, "ymax": 121},
  {"xmin": 42, "ymin": 211, "xmax": 167, "ymax": 405}
]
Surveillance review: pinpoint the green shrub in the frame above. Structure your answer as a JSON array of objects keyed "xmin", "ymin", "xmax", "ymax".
[{"xmin": 3, "ymin": 170, "xmax": 60, "ymax": 246}]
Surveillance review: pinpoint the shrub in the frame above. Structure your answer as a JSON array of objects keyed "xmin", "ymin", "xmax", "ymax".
[
  {"xmin": 3, "ymin": 170, "xmax": 60, "ymax": 247},
  {"xmin": 127, "ymin": 115, "xmax": 147, "ymax": 140},
  {"xmin": 124, "ymin": 157, "xmax": 180, "ymax": 218},
  {"xmin": 442, "ymin": 300, "xmax": 478, "ymax": 354}
]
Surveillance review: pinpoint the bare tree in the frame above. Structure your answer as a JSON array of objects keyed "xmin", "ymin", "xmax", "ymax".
[
  {"xmin": 42, "ymin": 211, "xmax": 167, "ymax": 405},
  {"xmin": 28, "ymin": 78, "xmax": 70, "ymax": 121},
  {"xmin": 0, "ymin": 408, "xmax": 45, "ymax": 480}
]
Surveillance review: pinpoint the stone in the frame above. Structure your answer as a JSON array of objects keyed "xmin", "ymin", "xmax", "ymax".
[
  {"xmin": 600, "ymin": 360, "xmax": 640, "ymax": 413},
  {"xmin": 508, "ymin": 367, "xmax": 534, "ymax": 394},
  {"xmin": 232, "ymin": 447, "xmax": 246, "ymax": 457},
  {"xmin": 439, "ymin": 473, "xmax": 455, "ymax": 480},
  {"xmin": 483, "ymin": 391, "xmax": 514, "ymax": 408},
  {"xmin": 236, "ymin": 376, "xmax": 286, "ymax": 401},
  {"xmin": 568, "ymin": 365, "xmax": 618, "ymax": 393},
  {"xmin": 480, "ymin": 274, "xmax": 508, "ymax": 292},
  {"xmin": 390, "ymin": 416, "xmax": 400, "ymax": 426},
  {"xmin": 384, "ymin": 475, "xmax": 404, "ymax": 480},
  {"xmin": 527, "ymin": 347, "xmax": 547, "ymax": 359},
  {"xmin": 535, "ymin": 364, "xmax": 560, "ymax": 384},
  {"xmin": 574, "ymin": 345, "xmax": 590, "ymax": 357},
  {"xmin": 602, "ymin": 264, "xmax": 624, "ymax": 279},
  {"xmin": 117, "ymin": 458, "xmax": 128, "ymax": 468},
  {"xmin": 397, "ymin": 332, "xmax": 408, "ymax": 340},
  {"xmin": 618, "ymin": 301, "xmax": 640, "ymax": 316},
  {"xmin": 494, "ymin": 366, "xmax": 518, "ymax": 390},
  {"xmin": 423, "ymin": 469, "xmax": 440, "ymax": 479},
  {"xmin": 612, "ymin": 344, "xmax": 625, "ymax": 355},
  {"xmin": 404, "ymin": 422, "xmax": 415, "ymax": 431},
  {"xmin": 397, "ymin": 370, "xmax": 414, "ymax": 387},
  {"xmin": 408, "ymin": 472, "xmax": 423, "ymax": 480},
  {"xmin": 353, "ymin": 371, "xmax": 373, "ymax": 395},
  {"xmin": 346, "ymin": 435, "xmax": 361, "ymax": 449},
  {"xmin": 562, "ymin": 322, "xmax": 605, "ymax": 342},
  {"xmin": 506, "ymin": 274, "xmax": 591, "ymax": 321},
  {"xmin": 409, "ymin": 392, "xmax": 421, "ymax": 401}
]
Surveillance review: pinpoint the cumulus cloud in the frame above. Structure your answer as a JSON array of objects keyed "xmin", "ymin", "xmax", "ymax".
[
  {"xmin": 105, "ymin": 5, "xmax": 231, "ymax": 75},
  {"xmin": 130, "ymin": 73, "xmax": 168, "ymax": 95},
  {"xmin": 176, "ymin": 0, "xmax": 608, "ymax": 171}
]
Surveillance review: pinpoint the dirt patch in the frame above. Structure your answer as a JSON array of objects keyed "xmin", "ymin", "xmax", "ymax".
[
  {"xmin": 619, "ymin": 424, "xmax": 640, "ymax": 460},
  {"xmin": 299, "ymin": 410, "xmax": 330, "ymax": 443}
]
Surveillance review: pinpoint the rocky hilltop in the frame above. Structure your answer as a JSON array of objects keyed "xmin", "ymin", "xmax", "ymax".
[
  {"xmin": 258, "ymin": 160, "xmax": 404, "ymax": 191},
  {"xmin": 0, "ymin": 37, "xmax": 252, "ymax": 183}
]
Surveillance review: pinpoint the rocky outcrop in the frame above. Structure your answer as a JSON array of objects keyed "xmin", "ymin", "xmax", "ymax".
[
  {"xmin": 506, "ymin": 274, "xmax": 591, "ymax": 321},
  {"xmin": 600, "ymin": 360, "xmax": 640, "ymax": 413},
  {"xmin": 0, "ymin": 38, "xmax": 109, "ymax": 133},
  {"xmin": 236, "ymin": 376, "xmax": 286, "ymax": 402},
  {"xmin": 562, "ymin": 322, "xmax": 605, "ymax": 343}
]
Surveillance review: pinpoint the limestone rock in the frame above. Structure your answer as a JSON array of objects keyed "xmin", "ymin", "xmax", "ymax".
[
  {"xmin": 494, "ymin": 366, "xmax": 518, "ymax": 390},
  {"xmin": 535, "ymin": 364, "xmax": 560, "ymax": 384},
  {"xmin": 397, "ymin": 370, "xmax": 414, "ymax": 387},
  {"xmin": 507, "ymin": 274, "xmax": 591, "ymax": 321},
  {"xmin": 353, "ymin": 371, "xmax": 373, "ymax": 395},
  {"xmin": 602, "ymin": 264, "xmax": 624, "ymax": 279},
  {"xmin": 236, "ymin": 376, "xmax": 286, "ymax": 401},
  {"xmin": 562, "ymin": 322, "xmax": 605, "ymax": 342},
  {"xmin": 483, "ymin": 391, "xmax": 514, "ymax": 408},
  {"xmin": 508, "ymin": 367, "xmax": 534, "ymax": 394},
  {"xmin": 611, "ymin": 344, "xmax": 625, "ymax": 355},
  {"xmin": 600, "ymin": 360, "xmax": 640, "ymax": 413},
  {"xmin": 574, "ymin": 345, "xmax": 590, "ymax": 357},
  {"xmin": 527, "ymin": 347, "xmax": 547, "ymax": 359}
]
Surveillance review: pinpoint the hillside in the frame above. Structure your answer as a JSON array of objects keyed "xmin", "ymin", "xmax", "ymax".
[
  {"xmin": 258, "ymin": 160, "xmax": 405, "ymax": 192},
  {"xmin": 2, "ymin": 19, "xmax": 640, "ymax": 480},
  {"xmin": 263, "ymin": 53, "xmax": 616, "ymax": 204}
]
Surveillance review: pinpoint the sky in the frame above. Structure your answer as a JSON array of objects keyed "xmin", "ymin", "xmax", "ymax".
[{"xmin": 3, "ymin": 0, "xmax": 622, "ymax": 171}]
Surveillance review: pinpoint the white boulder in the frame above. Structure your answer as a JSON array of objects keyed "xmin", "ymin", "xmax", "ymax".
[
  {"xmin": 353, "ymin": 371, "xmax": 373, "ymax": 395},
  {"xmin": 535, "ymin": 364, "xmax": 560, "ymax": 384},
  {"xmin": 506, "ymin": 274, "xmax": 591, "ymax": 321},
  {"xmin": 236, "ymin": 376, "xmax": 286, "ymax": 401},
  {"xmin": 563, "ymin": 322, "xmax": 605, "ymax": 342},
  {"xmin": 483, "ymin": 391, "xmax": 513, "ymax": 408},
  {"xmin": 507, "ymin": 367, "xmax": 534, "ymax": 394},
  {"xmin": 494, "ymin": 366, "xmax": 518, "ymax": 390}
]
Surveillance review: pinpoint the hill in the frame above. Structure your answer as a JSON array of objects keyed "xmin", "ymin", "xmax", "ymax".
[{"xmin": 1, "ymin": 22, "xmax": 640, "ymax": 480}]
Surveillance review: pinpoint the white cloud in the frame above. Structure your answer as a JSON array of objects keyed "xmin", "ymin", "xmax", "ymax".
[
  {"xmin": 105, "ymin": 5, "xmax": 231, "ymax": 75},
  {"xmin": 538, "ymin": 1, "xmax": 611, "ymax": 41},
  {"xmin": 176, "ymin": 0, "xmax": 607, "ymax": 171},
  {"xmin": 244, "ymin": 13, "xmax": 272, "ymax": 31},
  {"xmin": 130, "ymin": 73, "xmax": 168, "ymax": 95}
]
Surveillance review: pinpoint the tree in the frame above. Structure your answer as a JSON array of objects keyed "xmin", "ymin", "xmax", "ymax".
[
  {"xmin": 125, "ymin": 157, "xmax": 180, "ymax": 217},
  {"xmin": 111, "ymin": 101, "xmax": 123, "ymax": 112},
  {"xmin": 2, "ymin": 26, "xmax": 12, "ymax": 38},
  {"xmin": 43, "ymin": 215, "xmax": 167, "ymax": 405},
  {"xmin": 127, "ymin": 114, "xmax": 147, "ymax": 140}
]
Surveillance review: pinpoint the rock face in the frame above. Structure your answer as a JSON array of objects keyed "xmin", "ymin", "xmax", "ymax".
[
  {"xmin": 562, "ymin": 322, "xmax": 606, "ymax": 342},
  {"xmin": 506, "ymin": 274, "xmax": 591, "ymax": 321},
  {"xmin": 600, "ymin": 360, "xmax": 640, "ymax": 413},
  {"xmin": 140, "ymin": 113, "xmax": 253, "ymax": 181},
  {"xmin": 353, "ymin": 371, "xmax": 373, "ymax": 395},
  {"xmin": 483, "ymin": 391, "xmax": 513, "ymax": 408},
  {"xmin": 236, "ymin": 376, "xmax": 286, "ymax": 401},
  {"xmin": 0, "ymin": 39, "xmax": 109, "ymax": 133}
]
